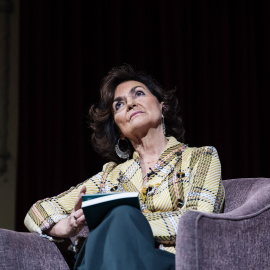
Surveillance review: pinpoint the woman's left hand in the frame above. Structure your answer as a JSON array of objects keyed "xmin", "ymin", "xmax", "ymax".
[
  {"xmin": 69, "ymin": 186, "xmax": 88, "ymax": 236},
  {"xmin": 46, "ymin": 186, "xmax": 87, "ymax": 238}
]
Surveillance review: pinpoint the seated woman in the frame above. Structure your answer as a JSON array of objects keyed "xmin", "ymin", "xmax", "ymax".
[{"xmin": 24, "ymin": 65, "xmax": 225, "ymax": 270}]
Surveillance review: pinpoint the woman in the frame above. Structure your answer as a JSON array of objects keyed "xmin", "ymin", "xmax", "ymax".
[{"xmin": 25, "ymin": 65, "xmax": 225, "ymax": 269}]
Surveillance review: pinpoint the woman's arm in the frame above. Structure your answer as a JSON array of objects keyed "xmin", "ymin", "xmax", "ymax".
[{"xmin": 24, "ymin": 161, "xmax": 117, "ymax": 237}]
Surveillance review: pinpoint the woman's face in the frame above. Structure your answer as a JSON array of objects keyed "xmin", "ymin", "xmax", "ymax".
[{"xmin": 113, "ymin": 80, "xmax": 163, "ymax": 140}]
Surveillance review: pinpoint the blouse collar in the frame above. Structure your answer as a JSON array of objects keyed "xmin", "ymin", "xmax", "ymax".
[{"xmin": 132, "ymin": 136, "xmax": 183, "ymax": 162}]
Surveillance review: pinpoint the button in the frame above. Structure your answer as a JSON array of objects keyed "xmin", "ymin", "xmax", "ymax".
[
  {"xmin": 177, "ymin": 172, "xmax": 185, "ymax": 178},
  {"xmin": 178, "ymin": 198, "xmax": 184, "ymax": 207},
  {"xmin": 110, "ymin": 186, "xmax": 118, "ymax": 191}
]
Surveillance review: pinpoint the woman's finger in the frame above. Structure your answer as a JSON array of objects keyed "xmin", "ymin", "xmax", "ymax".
[
  {"xmin": 74, "ymin": 186, "xmax": 87, "ymax": 211},
  {"xmin": 74, "ymin": 209, "xmax": 84, "ymax": 219},
  {"xmin": 70, "ymin": 214, "xmax": 86, "ymax": 229},
  {"xmin": 76, "ymin": 213, "xmax": 86, "ymax": 223}
]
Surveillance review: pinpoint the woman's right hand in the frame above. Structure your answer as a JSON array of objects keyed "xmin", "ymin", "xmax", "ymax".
[{"xmin": 46, "ymin": 186, "xmax": 87, "ymax": 238}]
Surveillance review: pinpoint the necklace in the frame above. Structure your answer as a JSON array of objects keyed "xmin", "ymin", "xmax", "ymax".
[
  {"xmin": 142, "ymin": 167, "xmax": 155, "ymax": 186},
  {"xmin": 142, "ymin": 174, "xmax": 149, "ymax": 186},
  {"xmin": 143, "ymin": 160, "xmax": 157, "ymax": 164}
]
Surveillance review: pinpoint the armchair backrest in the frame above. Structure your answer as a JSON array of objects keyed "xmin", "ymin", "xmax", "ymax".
[{"xmin": 222, "ymin": 177, "xmax": 270, "ymax": 213}]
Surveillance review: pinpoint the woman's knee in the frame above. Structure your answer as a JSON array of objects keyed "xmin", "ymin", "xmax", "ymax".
[
  {"xmin": 106, "ymin": 205, "xmax": 152, "ymax": 235},
  {"xmin": 109, "ymin": 205, "xmax": 140, "ymax": 218}
]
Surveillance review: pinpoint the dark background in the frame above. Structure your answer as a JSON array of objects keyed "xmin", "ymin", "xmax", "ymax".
[{"xmin": 16, "ymin": 0, "xmax": 270, "ymax": 231}]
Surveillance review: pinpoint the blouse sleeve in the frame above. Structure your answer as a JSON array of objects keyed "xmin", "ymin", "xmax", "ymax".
[
  {"xmin": 24, "ymin": 162, "xmax": 117, "ymax": 236},
  {"xmin": 142, "ymin": 146, "xmax": 225, "ymax": 245}
]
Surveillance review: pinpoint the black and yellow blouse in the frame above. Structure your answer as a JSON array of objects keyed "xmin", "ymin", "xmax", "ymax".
[{"xmin": 25, "ymin": 137, "xmax": 225, "ymax": 254}]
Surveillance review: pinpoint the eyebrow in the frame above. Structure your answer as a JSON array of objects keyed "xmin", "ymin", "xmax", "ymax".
[{"xmin": 113, "ymin": 85, "xmax": 143, "ymax": 103}]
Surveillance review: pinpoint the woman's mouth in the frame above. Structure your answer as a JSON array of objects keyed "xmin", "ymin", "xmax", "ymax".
[{"xmin": 130, "ymin": 111, "xmax": 143, "ymax": 120}]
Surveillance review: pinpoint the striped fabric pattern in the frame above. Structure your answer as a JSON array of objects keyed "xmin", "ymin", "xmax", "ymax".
[{"xmin": 24, "ymin": 137, "xmax": 225, "ymax": 254}]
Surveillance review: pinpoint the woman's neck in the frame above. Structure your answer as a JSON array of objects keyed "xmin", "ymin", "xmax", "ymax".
[{"xmin": 131, "ymin": 129, "xmax": 168, "ymax": 163}]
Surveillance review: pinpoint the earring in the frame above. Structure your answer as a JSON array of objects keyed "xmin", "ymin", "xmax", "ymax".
[
  {"xmin": 162, "ymin": 115, "xmax": 166, "ymax": 135},
  {"xmin": 115, "ymin": 138, "xmax": 130, "ymax": 159}
]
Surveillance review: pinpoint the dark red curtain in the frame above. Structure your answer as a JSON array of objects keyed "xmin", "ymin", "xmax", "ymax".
[{"xmin": 17, "ymin": 0, "xmax": 270, "ymax": 231}]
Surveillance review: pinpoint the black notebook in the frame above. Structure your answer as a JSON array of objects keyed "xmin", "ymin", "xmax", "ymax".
[{"xmin": 82, "ymin": 192, "xmax": 140, "ymax": 230}]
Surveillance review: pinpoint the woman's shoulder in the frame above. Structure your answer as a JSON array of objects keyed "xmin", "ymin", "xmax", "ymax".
[
  {"xmin": 182, "ymin": 145, "xmax": 220, "ymax": 161},
  {"xmin": 101, "ymin": 161, "xmax": 118, "ymax": 172},
  {"xmin": 101, "ymin": 159, "xmax": 136, "ymax": 174},
  {"xmin": 181, "ymin": 145, "xmax": 221, "ymax": 173},
  {"xmin": 184, "ymin": 145, "xmax": 218, "ymax": 154},
  {"xmin": 167, "ymin": 137, "xmax": 218, "ymax": 155}
]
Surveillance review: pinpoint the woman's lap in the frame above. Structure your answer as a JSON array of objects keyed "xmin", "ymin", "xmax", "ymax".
[{"xmin": 74, "ymin": 205, "xmax": 175, "ymax": 270}]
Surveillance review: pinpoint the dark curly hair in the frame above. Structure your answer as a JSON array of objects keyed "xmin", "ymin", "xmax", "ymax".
[{"xmin": 89, "ymin": 64, "xmax": 185, "ymax": 163}]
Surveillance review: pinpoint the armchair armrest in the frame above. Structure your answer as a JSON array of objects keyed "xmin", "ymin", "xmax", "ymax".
[
  {"xmin": 176, "ymin": 180, "xmax": 270, "ymax": 270},
  {"xmin": 0, "ymin": 228, "xmax": 70, "ymax": 270}
]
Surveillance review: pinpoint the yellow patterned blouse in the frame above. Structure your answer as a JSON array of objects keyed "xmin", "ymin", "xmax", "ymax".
[{"xmin": 25, "ymin": 137, "xmax": 225, "ymax": 254}]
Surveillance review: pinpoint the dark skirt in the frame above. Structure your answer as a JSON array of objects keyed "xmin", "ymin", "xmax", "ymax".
[{"xmin": 74, "ymin": 205, "xmax": 175, "ymax": 270}]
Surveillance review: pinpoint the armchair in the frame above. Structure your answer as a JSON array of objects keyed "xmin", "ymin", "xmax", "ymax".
[
  {"xmin": 1, "ymin": 178, "xmax": 270, "ymax": 270},
  {"xmin": 176, "ymin": 177, "xmax": 270, "ymax": 270}
]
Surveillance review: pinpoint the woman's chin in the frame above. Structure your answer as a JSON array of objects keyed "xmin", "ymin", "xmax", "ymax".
[{"xmin": 126, "ymin": 124, "xmax": 159, "ymax": 139}]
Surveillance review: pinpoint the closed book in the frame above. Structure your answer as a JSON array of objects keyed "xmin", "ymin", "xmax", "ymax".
[{"xmin": 82, "ymin": 192, "xmax": 140, "ymax": 231}]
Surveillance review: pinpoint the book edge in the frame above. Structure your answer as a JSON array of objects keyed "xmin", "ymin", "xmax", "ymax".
[{"xmin": 82, "ymin": 192, "xmax": 139, "ymax": 208}]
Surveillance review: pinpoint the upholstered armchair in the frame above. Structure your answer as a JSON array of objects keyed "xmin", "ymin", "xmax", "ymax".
[
  {"xmin": 1, "ymin": 178, "xmax": 270, "ymax": 270},
  {"xmin": 176, "ymin": 177, "xmax": 270, "ymax": 269}
]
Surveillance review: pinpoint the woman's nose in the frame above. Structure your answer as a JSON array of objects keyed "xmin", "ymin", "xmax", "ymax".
[{"xmin": 127, "ymin": 98, "xmax": 136, "ymax": 110}]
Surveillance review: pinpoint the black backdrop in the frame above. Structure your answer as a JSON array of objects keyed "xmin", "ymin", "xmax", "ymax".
[{"xmin": 16, "ymin": 0, "xmax": 270, "ymax": 231}]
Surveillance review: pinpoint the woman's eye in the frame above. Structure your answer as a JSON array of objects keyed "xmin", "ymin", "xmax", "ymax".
[
  {"xmin": 136, "ymin": 90, "xmax": 145, "ymax": 97},
  {"xmin": 115, "ymin": 102, "xmax": 122, "ymax": 111}
]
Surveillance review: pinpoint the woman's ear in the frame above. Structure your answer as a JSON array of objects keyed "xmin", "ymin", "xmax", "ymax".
[
  {"xmin": 119, "ymin": 132, "xmax": 125, "ymax": 140},
  {"xmin": 160, "ymin": 101, "xmax": 164, "ymax": 112},
  {"xmin": 115, "ymin": 122, "xmax": 125, "ymax": 139}
]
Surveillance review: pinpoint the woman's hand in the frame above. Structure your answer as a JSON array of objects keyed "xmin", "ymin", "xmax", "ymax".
[
  {"xmin": 46, "ymin": 186, "xmax": 87, "ymax": 238},
  {"xmin": 68, "ymin": 186, "xmax": 87, "ymax": 237}
]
